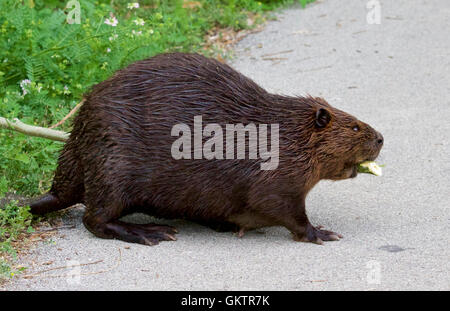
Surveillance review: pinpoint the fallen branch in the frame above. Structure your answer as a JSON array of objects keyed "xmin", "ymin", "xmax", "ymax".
[
  {"xmin": 22, "ymin": 248, "xmax": 122, "ymax": 279},
  {"xmin": 34, "ymin": 224, "xmax": 76, "ymax": 233},
  {"xmin": 50, "ymin": 99, "xmax": 84, "ymax": 129},
  {"xmin": 262, "ymin": 57, "xmax": 288, "ymax": 61},
  {"xmin": 0, "ymin": 117, "xmax": 69, "ymax": 142},
  {"xmin": 261, "ymin": 49, "xmax": 293, "ymax": 57},
  {"xmin": 22, "ymin": 259, "xmax": 103, "ymax": 279}
]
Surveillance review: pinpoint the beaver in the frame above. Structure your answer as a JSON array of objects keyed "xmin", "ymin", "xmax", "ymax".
[{"xmin": 30, "ymin": 52, "xmax": 383, "ymax": 245}]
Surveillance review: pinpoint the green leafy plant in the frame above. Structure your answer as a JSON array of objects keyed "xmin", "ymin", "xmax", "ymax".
[{"xmin": 0, "ymin": 200, "xmax": 33, "ymax": 279}]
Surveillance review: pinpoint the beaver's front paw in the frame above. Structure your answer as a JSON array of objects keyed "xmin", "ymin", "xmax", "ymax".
[{"xmin": 293, "ymin": 223, "xmax": 343, "ymax": 245}]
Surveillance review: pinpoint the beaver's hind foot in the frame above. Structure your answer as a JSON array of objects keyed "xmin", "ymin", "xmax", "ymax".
[{"xmin": 86, "ymin": 219, "xmax": 178, "ymax": 246}]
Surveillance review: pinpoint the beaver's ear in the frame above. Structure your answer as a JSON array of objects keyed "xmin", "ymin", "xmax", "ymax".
[{"xmin": 315, "ymin": 108, "xmax": 331, "ymax": 128}]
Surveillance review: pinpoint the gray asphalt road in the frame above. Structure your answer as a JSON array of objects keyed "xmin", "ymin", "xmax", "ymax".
[{"xmin": 2, "ymin": 0, "xmax": 449, "ymax": 291}]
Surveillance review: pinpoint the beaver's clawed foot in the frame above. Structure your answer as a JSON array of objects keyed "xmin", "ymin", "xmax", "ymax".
[
  {"xmin": 105, "ymin": 222, "xmax": 178, "ymax": 246},
  {"xmin": 293, "ymin": 223, "xmax": 343, "ymax": 245}
]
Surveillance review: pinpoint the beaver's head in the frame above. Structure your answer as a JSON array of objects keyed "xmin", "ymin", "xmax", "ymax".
[{"xmin": 311, "ymin": 98, "xmax": 383, "ymax": 180}]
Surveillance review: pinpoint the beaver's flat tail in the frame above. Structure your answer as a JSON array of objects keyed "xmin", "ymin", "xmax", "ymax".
[{"xmin": 30, "ymin": 140, "xmax": 85, "ymax": 215}]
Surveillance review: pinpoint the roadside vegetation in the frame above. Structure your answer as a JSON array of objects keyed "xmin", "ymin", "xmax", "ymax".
[{"xmin": 0, "ymin": 0, "xmax": 315, "ymax": 280}]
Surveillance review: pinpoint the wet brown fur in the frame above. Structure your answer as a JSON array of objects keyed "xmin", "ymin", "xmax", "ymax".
[{"xmin": 30, "ymin": 53, "xmax": 383, "ymax": 245}]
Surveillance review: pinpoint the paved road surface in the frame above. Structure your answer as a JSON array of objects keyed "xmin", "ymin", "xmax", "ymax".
[{"xmin": 3, "ymin": 0, "xmax": 449, "ymax": 290}]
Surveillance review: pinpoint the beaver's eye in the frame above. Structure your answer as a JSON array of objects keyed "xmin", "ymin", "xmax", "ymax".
[{"xmin": 352, "ymin": 125, "xmax": 360, "ymax": 132}]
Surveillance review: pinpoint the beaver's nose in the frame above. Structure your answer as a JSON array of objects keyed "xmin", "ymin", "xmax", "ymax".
[{"xmin": 376, "ymin": 132, "xmax": 384, "ymax": 146}]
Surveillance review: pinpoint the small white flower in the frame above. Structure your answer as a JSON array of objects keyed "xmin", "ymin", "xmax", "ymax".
[
  {"xmin": 63, "ymin": 85, "xmax": 71, "ymax": 95},
  {"xmin": 149, "ymin": 29, "xmax": 154, "ymax": 34},
  {"xmin": 127, "ymin": 2, "xmax": 139, "ymax": 9},
  {"xmin": 109, "ymin": 34, "xmax": 119, "ymax": 41},
  {"xmin": 132, "ymin": 30, "xmax": 142, "ymax": 36},
  {"xmin": 20, "ymin": 79, "xmax": 32, "ymax": 95},
  {"xmin": 20, "ymin": 79, "xmax": 31, "ymax": 87},
  {"xmin": 133, "ymin": 18, "xmax": 145, "ymax": 26},
  {"xmin": 106, "ymin": 48, "xmax": 111, "ymax": 53},
  {"xmin": 105, "ymin": 16, "xmax": 118, "ymax": 27}
]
